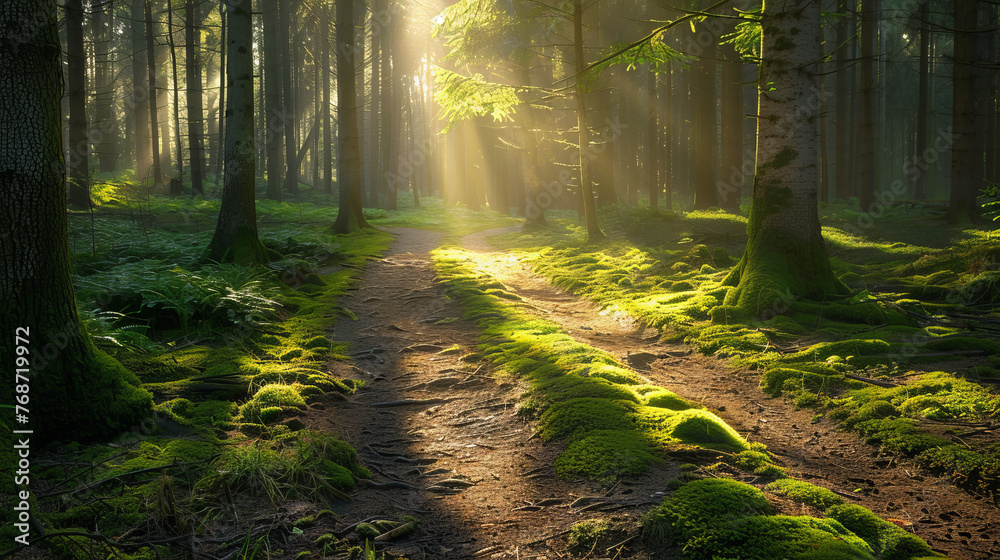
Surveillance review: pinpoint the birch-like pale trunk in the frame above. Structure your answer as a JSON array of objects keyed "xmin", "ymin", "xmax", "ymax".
[{"xmin": 719, "ymin": 0, "xmax": 847, "ymax": 320}]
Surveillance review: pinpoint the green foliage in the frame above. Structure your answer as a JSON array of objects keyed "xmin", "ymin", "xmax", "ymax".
[
  {"xmin": 433, "ymin": 69, "xmax": 523, "ymax": 129},
  {"xmin": 200, "ymin": 430, "xmax": 366, "ymax": 505},
  {"xmin": 587, "ymin": 36, "xmax": 690, "ymax": 79}
]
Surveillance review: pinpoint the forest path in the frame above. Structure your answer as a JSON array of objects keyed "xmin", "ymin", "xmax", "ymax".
[
  {"xmin": 292, "ymin": 226, "xmax": 998, "ymax": 560},
  {"xmin": 457, "ymin": 227, "xmax": 1000, "ymax": 560},
  {"xmin": 294, "ymin": 227, "xmax": 666, "ymax": 560}
]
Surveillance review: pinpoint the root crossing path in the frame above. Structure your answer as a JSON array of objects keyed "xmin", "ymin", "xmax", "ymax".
[{"xmin": 294, "ymin": 227, "xmax": 997, "ymax": 560}]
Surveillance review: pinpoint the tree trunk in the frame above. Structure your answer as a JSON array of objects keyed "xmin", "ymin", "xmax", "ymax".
[
  {"xmin": 719, "ymin": 0, "xmax": 848, "ymax": 321},
  {"xmin": 647, "ymin": 69, "xmax": 659, "ymax": 209},
  {"xmin": 368, "ymin": 8, "xmax": 381, "ymax": 203},
  {"xmin": 691, "ymin": 41, "xmax": 717, "ymax": 210},
  {"xmin": 663, "ymin": 65, "xmax": 673, "ymax": 210},
  {"xmin": 66, "ymin": 0, "xmax": 90, "ymax": 208},
  {"xmin": 167, "ymin": 0, "xmax": 184, "ymax": 194},
  {"xmin": 280, "ymin": 0, "xmax": 298, "ymax": 195},
  {"xmin": 573, "ymin": 0, "xmax": 604, "ymax": 241},
  {"xmin": 858, "ymin": 0, "xmax": 876, "ymax": 212},
  {"xmin": 720, "ymin": 40, "xmax": 743, "ymax": 210},
  {"xmin": 332, "ymin": 0, "xmax": 371, "ymax": 232},
  {"xmin": 131, "ymin": 0, "xmax": 153, "ymax": 180},
  {"xmin": 262, "ymin": 0, "xmax": 283, "ymax": 200},
  {"xmin": 93, "ymin": 2, "xmax": 117, "ymax": 173},
  {"xmin": 145, "ymin": 0, "xmax": 164, "ymax": 190},
  {"xmin": 206, "ymin": 0, "xmax": 266, "ymax": 264},
  {"xmin": 834, "ymin": 0, "xmax": 849, "ymax": 201},
  {"xmin": 186, "ymin": 0, "xmax": 206, "ymax": 196},
  {"xmin": 379, "ymin": 6, "xmax": 396, "ymax": 210},
  {"xmin": 322, "ymin": 1, "xmax": 333, "ymax": 195},
  {"xmin": 214, "ymin": 0, "xmax": 225, "ymax": 183},
  {"xmin": 1, "ymin": 0, "xmax": 152, "ymax": 443},
  {"xmin": 948, "ymin": 0, "xmax": 982, "ymax": 223},
  {"xmin": 913, "ymin": 3, "xmax": 929, "ymax": 200}
]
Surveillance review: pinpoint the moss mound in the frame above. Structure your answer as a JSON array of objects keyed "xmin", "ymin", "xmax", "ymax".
[
  {"xmin": 556, "ymin": 429, "xmax": 659, "ymax": 481},
  {"xmin": 537, "ymin": 398, "xmax": 636, "ymax": 440},
  {"xmin": 827, "ymin": 504, "xmax": 935, "ymax": 560},
  {"xmin": 765, "ymin": 479, "xmax": 845, "ymax": 511}
]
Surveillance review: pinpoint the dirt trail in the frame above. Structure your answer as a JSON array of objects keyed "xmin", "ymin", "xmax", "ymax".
[
  {"xmin": 461, "ymin": 227, "xmax": 1000, "ymax": 560},
  {"xmin": 293, "ymin": 228, "xmax": 666, "ymax": 560},
  {"xmin": 292, "ymin": 227, "xmax": 998, "ymax": 560}
]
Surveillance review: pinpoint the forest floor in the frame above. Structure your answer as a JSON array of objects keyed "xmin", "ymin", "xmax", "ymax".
[{"xmin": 284, "ymin": 226, "xmax": 1000, "ymax": 560}]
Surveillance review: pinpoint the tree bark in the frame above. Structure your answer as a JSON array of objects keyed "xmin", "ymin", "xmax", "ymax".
[
  {"xmin": 92, "ymin": 2, "xmax": 117, "ymax": 173},
  {"xmin": 834, "ymin": 0, "xmax": 849, "ymax": 201},
  {"xmin": 66, "ymin": 0, "xmax": 90, "ymax": 208},
  {"xmin": 858, "ymin": 0, "xmax": 876, "ymax": 211},
  {"xmin": 145, "ymin": 0, "xmax": 164, "ymax": 190},
  {"xmin": 333, "ymin": 0, "xmax": 371, "ymax": 232},
  {"xmin": 572, "ymin": 0, "xmax": 604, "ymax": 241},
  {"xmin": 720, "ymin": 38, "xmax": 743, "ymax": 211},
  {"xmin": 368, "ymin": 7, "xmax": 382, "ymax": 202},
  {"xmin": 948, "ymin": 0, "xmax": 983, "ymax": 223},
  {"xmin": 913, "ymin": 3, "xmax": 929, "ymax": 200},
  {"xmin": 206, "ymin": 0, "xmax": 267, "ymax": 264},
  {"xmin": 322, "ymin": 0, "xmax": 333, "ymax": 195},
  {"xmin": 186, "ymin": 0, "xmax": 206, "ymax": 196},
  {"xmin": 131, "ymin": 0, "xmax": 153, "ymax": 179},
  {"xmin": 280, "ymin": 0, "xmax": 298, "ymax": 195},
  {"xmin": 719, "ymin": 0, "xmax": 848, "ymax": 320},
  {"xmin": 262, "ymin": 0, "xmax": 283, "ymax": 200},
  {"xmin": 647, "ymin": 69, "xmax": 659, "ymax": 209},
  {"xmin": 1, "ymin": 0, "xmax": 152, "ymax": 442},
  {"xmin": 691, "ymin": 41, "xmax": 717, "ymax": 210},
  {"xmin": 167, "ymin": 0, "xmax": 185, "ymax": 194}
]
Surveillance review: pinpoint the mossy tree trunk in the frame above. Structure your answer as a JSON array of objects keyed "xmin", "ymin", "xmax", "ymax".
[
  {"xmin": 332, "ymin": 0, "xmax": 371, "ymax": 233},
  {"xmin": 718, "ymin": 0, "xmax": 848, "ymax": 321},
  {"xmin": 572, "ymin": 0, "xmax": 605, "ymax": 242},
  {"xmin": 206, "ymin": 0, "xmax": 267, "ymax": 264},
  {"xmin": 1, "ymin": 0, "xmax": 152, "ymax": 443}
]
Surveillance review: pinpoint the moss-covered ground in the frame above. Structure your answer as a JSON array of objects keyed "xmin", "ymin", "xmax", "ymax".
[
  {"xmin": 488, "ymin": 204, "xmax": 1000, "ymax": 509},
  {"xmin": 431, "ymin": 235, "xmax": 937, "ymax": 559},
  {"xmin": 1, "ymin": 185, "xmax": 392, "ymax": 559}
]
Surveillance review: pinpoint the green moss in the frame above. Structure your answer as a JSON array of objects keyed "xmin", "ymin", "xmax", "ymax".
[
  {"xmin": 567, "ymin": 519, "xmax": 620, "ymax": 550},
  {"xmin": 734, "ymin": 450, "xmax": 788, "ymax": 478},
  {"xmin": 643, "ymin": 389, "xmax": 693, "ymax": 410},
  {"xmin": 239, "ymin": 383, "xmax": 308, "ymax": 423},
  {"xmin": 765, "ymin": 479, "xmax": 844, "ymax": 510},
  {"xmin": 641, "ymin": 478, "xmax": 773, "ymax": 546},
  {"xmin": 555, "ymin": 430, "xmax": 659, "ymax": 482},
  {"xmin": 827, "ymin": 504, "xmax": 934, "ymax": 560},
  {"xmin": 537, "ymin": 398, "xmax": 636, "ymax": 440},
  {"xmin": 640, "ymin": 408, "xmax": 748, "ymax": 452},
  {"xmin": 712, "ymin": 515, "xmax": 875, "ymax": 560}
]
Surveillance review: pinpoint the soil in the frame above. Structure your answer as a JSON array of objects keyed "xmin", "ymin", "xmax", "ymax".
[{"xmin": 284, "ymin": 227, "xmax": 1000, "ymax": 560}]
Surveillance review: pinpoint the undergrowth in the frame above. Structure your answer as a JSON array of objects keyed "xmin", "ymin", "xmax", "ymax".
[
  {"xmin": 2, "ymin": 192, "xmax": 392, "ymax": 559},
  {"xmin": 491, "ymin": 208, "xmax": 1000, "ymax": 502}
]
